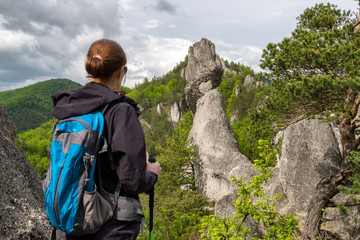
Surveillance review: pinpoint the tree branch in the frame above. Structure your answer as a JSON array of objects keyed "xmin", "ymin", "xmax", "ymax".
[
  {"xmin": 327, "ymin": 201, "xmax": 360, "ymax": 207},
  {"xmin": 338, "ymin": 16, "xmax": 356, "ymax": 23},
  {"xmin": 301, "ymin": 170, "xmax": 351, "ymax": 240},
  {"xmin": 351, "ymin": 95, "xmax": 360, "ymax": 118}
]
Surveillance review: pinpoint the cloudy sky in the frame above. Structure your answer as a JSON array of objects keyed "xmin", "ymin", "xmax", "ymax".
[{"xmin": 0, "ymin": 0, "xmax": 358, "ymax": 91}]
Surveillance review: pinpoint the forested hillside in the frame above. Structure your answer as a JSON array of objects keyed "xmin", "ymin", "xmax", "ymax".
[{"xmin": 0, "ymin": 78, "xmax": 81, "ymax": 132}]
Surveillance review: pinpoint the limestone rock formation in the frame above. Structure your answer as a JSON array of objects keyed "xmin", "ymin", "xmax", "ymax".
[
  {"xmin": 156, "ymin": 102, "xmax": 163, "ymax": 115},
  {"xmin": 220, "ymin": 58, "xmax": 237, "ymax": 74},
  {"xmin": 183, "ymin": 38, "xmax": 224, "ymax": 115},
  {"xmin": 266, "ymin": 119, "xmax": 343, "ymax": 219},
  {"xmin": 169, "ymin": 101, "xmax": 184, "ymax": 125},
  {"xmin": 243, "ymin": 75, "xmax": 264, "ymax": 89},
  {"xmin": 188, "ymin": 89, "xmax": 258, "ymax": 215},
  {"xmin": 264, "ymin": 119, "xmax": 360, "ymax": 239},
  {"xmin": 0, "ymin": 105, "xmax": 64, "ymax": 239},
  {"xmin": 243, "ymin": 75, "xmax": 255, "ymax": 88}
]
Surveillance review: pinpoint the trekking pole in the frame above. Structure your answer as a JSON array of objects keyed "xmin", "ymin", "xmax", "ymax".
[{"xmin": 148, "ymin": 157, "xmax": 156, "ymax": 240}]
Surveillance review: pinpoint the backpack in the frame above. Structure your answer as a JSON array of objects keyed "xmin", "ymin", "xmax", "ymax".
[{"xmin": 43, "ymin": 104, "xmax": 116, "ymax": 237}]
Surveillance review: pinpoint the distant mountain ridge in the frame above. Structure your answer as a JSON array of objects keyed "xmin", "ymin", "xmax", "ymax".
[{"xmin": 0, "ymin": 78, "xmax": 82, "ymax": 132}]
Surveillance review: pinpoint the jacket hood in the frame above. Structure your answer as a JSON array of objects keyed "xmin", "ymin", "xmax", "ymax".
[{"xmin": 52, "ymin": 82, "xmax": 141, "ymax": 119}]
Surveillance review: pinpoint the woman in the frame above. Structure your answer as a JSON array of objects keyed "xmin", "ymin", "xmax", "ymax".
[{"xmin": 52, "ymin": 39, "xmax": 161, "ymax": 240}]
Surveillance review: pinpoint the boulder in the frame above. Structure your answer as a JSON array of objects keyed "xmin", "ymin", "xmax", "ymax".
[
  {"xmin": 264, "ymin": 119, "xmax": 360, "ymax": 238},
  {"xmin": 183, "ymin": 38, "xmax": 224, "ymax": 115},
  {"xmin": 188, "ymin": 89, "xmax": 258, "ymax": 215},
  {"xmin": 0, "ymin": 106, "xmax": 64, "ymax": 239}
]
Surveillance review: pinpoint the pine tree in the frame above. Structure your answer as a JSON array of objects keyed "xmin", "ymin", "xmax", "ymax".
[{"xmin": 260, "ymin": 3, "xmax": 360, "ymax": 239}]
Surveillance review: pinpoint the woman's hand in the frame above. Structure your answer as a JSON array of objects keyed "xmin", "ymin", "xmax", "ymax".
[{"xmin": 146, "ymin": 160, "xmax": 161, "ymax": 178}]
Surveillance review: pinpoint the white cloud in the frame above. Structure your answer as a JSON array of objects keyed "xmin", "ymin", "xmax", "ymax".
[
  {"xmin": 123, "ymin": 35, "xmax": 191, "ymax": 87},
  {"xmin": 63, "ymin": 56, "xmax": 88, "ymax": 85},
  {"xmin": 118, "ymin": 0, "xmax": 134, "ymax": 11},
  {"xmin": 144, "ymin": 19, "xmax": 162, "ymax": 29},
  {"xmin": 0, "ymin": 28, "xmax": 38, "ymax": 52},
  {"xmin": 214, "ymin": 40, "xmax": 263, "ymax": 72},
  {"xmin": 0, "ymin": 0, "xmax": 358, "ymax": 91}
]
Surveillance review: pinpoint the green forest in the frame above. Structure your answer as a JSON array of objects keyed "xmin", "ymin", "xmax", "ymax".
[
  {"xmin": 6, "ymin": 3, "xmax": 360, "ymax": 239},
  {"xmin": 0, "ymin": 78, "xmax": 81, "ymax": 132}
]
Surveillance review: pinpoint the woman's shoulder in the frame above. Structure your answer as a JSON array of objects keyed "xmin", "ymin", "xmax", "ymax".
[{"xmin": 112, "ymin": 96, "xmax": 143, "ymax": 116}]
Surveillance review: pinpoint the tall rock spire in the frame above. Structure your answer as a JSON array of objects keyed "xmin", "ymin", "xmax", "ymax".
[{"xmin": 183, "ymin": 38, "xmax": 224, "ymax": 115}]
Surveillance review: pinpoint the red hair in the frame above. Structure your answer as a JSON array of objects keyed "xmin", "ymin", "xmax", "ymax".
[{"xmin": 85, "ymin": 39, "xmax": 127, "ymax": 80}]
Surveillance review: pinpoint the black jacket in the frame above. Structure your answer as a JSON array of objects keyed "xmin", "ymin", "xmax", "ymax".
[{"xmin": 52, "ymin": 82, "xmax": 157, "ymax": 198}]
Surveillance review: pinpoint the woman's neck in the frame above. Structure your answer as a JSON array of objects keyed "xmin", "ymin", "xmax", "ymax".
[{"xmin": 92, "ymin": 78, "xmax": 118, "ymax": 90}]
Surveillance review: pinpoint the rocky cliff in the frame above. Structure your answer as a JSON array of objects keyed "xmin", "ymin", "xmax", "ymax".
[
  {"xmin": 189, "ymin": 89, "xmax": 258, "ymax": 215},
  {"xmin": 0, "ymin": 105, "xmax": 64, "ymax": 239}
]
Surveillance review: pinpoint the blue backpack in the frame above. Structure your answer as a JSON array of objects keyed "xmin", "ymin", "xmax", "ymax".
[{"xmin": 43, "ymin": 105, "xmax": 117, "ymax": 237}]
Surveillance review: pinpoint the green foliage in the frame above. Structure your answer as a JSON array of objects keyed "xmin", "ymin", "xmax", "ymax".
[
  {"xmin": 339, "ymin": 151, "xmax": 360, "ymax": 202},
  {"xmin": 222, "ymin": 60, "xmax": 254, "ymax": 77},
  {"xmin": 155, "ymin": 111, "xmax": 198, "ymax": 192},
  {"xmin": 139, "ymin": 111, "xmax": 212, "ymax": 239},
  {"xmin": 199, "ymin": 141, "xmax": 300, "ymax": 239},
  {"xmin": 128, "ymin": 62, "xmax": 186, "ymax": 109},
  {"xmin": 261, "ymin": 3, "xmax": 358, "ymax": 81},
  {"xmin": 227, "ymin": 83, "xmax": 264, "ymax": 123},
  {"xmin": 250, "ymin": 3, "xmax": 360, "ymax": 141},
  {"xmin": 119, "ymin": 85, "xmax": 132, "ymax": 94},
  {"xmin": 218, "ymin": 66, "xmax": 268, "ymax": 161},
  {"xmin": 142, "ymin": 108, "xmax": 172, "ymax": 157},
  {"xmin": 336, "ymin": 202, "xmax": 347, "ymax": 215},
  {"xmin": 218, "ymin": 72, "xmax": 240, "ymax": 107},
  {"xmin": 17, "ymin": 118, "xmax": 56, "ymax": 176},
  {"xmin": 129, "ymin": 62, "xmax": 188, "ymax": 157},
  {"xmin": 0, "ymin": 78, "xmax": 81, "ymax": 132}
]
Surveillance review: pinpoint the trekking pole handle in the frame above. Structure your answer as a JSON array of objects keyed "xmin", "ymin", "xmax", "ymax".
[{"xmin": 148, "ymin": 157, "xmax": 156, "ymax": 163}]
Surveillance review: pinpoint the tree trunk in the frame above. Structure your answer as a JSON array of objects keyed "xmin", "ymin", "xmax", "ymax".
[
  {"xmin": 302, "ymin": 117, "xmax": 354, "ymax": 239},
  {"xmin": 301, "ymin": 177, "xmax": 340, "ymax": 240}
]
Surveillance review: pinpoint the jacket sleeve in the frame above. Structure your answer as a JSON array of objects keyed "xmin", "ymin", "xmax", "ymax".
[{"xmin": 109, "ymin": 103, "xmax": 157, "ymax": 197}]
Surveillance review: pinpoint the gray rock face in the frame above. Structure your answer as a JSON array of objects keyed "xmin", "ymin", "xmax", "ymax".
[
  {"xmin": 321, "ymin": 193, "xmax": 360, "ymax": 239},
  {"xmin": 266, "ymin": 119, "xmax": 343, "ymax": 220},
  {"xmin": 243, "ymin": 75, "xmax": 256, "ymax": 88},
  {"xmin": 243, "ymin": 75, "xmax": 264, "ymax": 89},
  {"xmin": 264, "ymin": 119, "xmax": 360, "ymax": 238},
  {"xmin": 188, "ymin": 89, "xmax": 258, "ymax": 215},
  {"xmin": 0, "ymin": 107, "xmax": 63, "ymax": 239},
  {"xmin": 156, "ymin": 102, "xmax": 163, "ymax": 115},
  {"xmin": 169, "ymin": 101, "xmax": 184, "ymax": 125},
  {"xmin": 0, "ymin": 105, "xmax": 17, "ymax": 143},
  {"xmin": 184, "ymin": 38, "xmax": 224, "ymax": 115}
]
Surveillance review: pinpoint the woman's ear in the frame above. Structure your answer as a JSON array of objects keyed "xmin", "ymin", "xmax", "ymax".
[{"xmin": 116, "ymin": 68, "xmax": 123, "ymax": 78}]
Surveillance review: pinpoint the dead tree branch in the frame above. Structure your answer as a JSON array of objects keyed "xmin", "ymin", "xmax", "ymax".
[{"xmin": 301, "ymin": 170, "xmax": 352, "ymax": 240}]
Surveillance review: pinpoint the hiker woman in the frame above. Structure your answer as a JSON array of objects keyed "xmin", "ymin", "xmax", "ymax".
[{"xmin": 52, "ymin": 38, "xmax": 161, "ymax": 240}]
